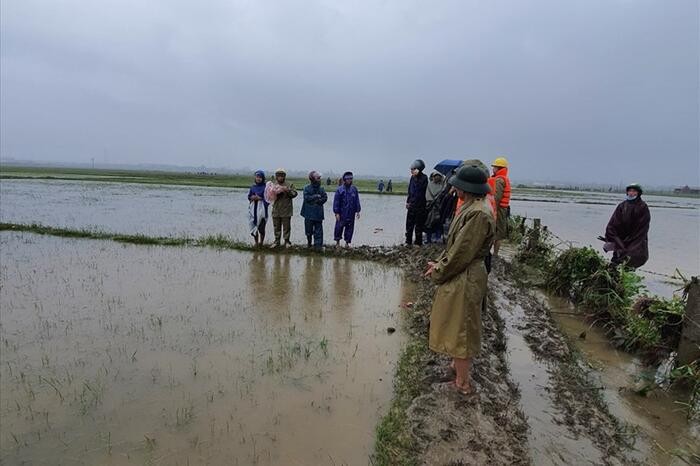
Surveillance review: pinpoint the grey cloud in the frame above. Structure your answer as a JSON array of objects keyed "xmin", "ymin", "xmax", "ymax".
[{"xmin": 1, "ymin": 0, "xmax": 698, "ymax": 185}]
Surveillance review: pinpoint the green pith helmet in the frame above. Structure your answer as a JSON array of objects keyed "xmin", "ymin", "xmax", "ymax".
[
  {"xmin": 450, "ymin": 165, "xmax": 490, "ymax": 195},
  {"xmin": 462, "ymin": 159, "xmax": 489, "ymax": 178},
  {"xmin": 626, "ymin": 183, "xmax": 643, "ymax": 195}
]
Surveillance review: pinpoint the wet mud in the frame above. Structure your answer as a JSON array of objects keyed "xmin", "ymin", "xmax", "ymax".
[{"xmin": 493, "ymin": 259, "xmax": 638, "ymax": 465}]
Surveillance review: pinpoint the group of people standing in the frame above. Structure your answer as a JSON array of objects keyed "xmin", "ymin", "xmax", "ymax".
[
  {"xmin": 246, "ymin": 157, "xmax": 513, "ymax": 256},
  {"xmin": 247, "ymin": 168, "xmax": 361, "ymax": 250},
  {"xmin": 404, "ymin": 157, "xmax": 512, "ymax": 257}
]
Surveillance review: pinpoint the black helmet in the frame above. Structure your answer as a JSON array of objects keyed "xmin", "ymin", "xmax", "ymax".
[
  {"xmin": 625, "ymin": 183, "xmax": 643, "ymax": 195},
  {"xmin": 410, "ymin": 159, "xmax": 426, "ymax": 171},
  {"xmin": 450, "ymin": 165, "xmax": 489, "ymax": 195}
]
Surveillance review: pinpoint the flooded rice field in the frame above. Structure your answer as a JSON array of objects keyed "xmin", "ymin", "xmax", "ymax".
[
  {"xmin": 1, "ymin": 179, "xmax": 697, "ymax": 295},
  {"xmin": 0, "ymin": 232, "xmax": 411, "ymax": 465},
  {"xmin": 0, "ymin": 179, "xmax": 403, "ymax": 247}
]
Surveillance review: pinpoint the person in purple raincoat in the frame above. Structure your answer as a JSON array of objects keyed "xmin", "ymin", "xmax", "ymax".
[
  {"xmin": 247, "ymin": 170, "xmax": 269, "ymax": 246},
  {"xmin": 333, "ymin": 171, "xmax": 361, "ymax": 248}
]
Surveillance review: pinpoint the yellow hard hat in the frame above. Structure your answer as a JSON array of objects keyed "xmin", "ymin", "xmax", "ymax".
[{"xmin": 492, "ymin": 157, "xmax": 509, "ymax": 168}]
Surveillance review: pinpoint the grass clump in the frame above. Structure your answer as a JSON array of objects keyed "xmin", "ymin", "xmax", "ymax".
[{"xmin": 373, "ymin": 338, "xmax": 427, "ymax": 466}]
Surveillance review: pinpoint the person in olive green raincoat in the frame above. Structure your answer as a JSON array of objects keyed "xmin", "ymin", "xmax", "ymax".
[
  {"xmin": 424, "ymin": 164, "xmax": 495, "ymax": 395},
  {"xmin": 270, "ymin": 168, "xmax": 298, "ymax": 247}
]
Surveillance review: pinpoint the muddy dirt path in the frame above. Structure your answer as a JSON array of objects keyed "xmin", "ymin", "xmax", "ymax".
[{"xmin": 384, "ymin": 245, "xmax": 639, "ymax": 465}]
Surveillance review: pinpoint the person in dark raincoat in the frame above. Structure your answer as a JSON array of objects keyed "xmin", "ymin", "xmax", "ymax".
[
  {"xmin": 300, "ymin": 171, "xmax": 328, "ymax": 250},
  {"xmin": 333, "ymin": 171, "xmax": 361, "ymax": 247},
  {"xmin": 247, "ymin": 170, "xmax": 269, "ymax": 246},
  {"xmin": 424, "ymin": 165, "xmax": 495, "ymax": 395},
  {"xmin": 603, "ymin": 183, "xmax": 650, "ymax": 268},
  {"xmin": 405, "ymin": 159, "xmax": 429, "ymax": 246}
]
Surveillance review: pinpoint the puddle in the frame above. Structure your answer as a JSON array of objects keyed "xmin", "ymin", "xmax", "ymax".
[
  {"xmin": 0, "ymin": 232, "xmax": 413, "ymax": 465},
  {"xmin": 495, "ymin": 294, "xmax": 604, "ymax": 465},
  {"xmin": 543, "ymin": 293, "xmax": 699, "ymax": 465}
]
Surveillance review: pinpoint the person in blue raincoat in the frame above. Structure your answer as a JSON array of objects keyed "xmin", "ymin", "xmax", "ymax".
[
  {"xmin": 333, "ymin": 171, "xmax": 362, "ymax": 248},
  {"xmin": 300, "ymin": 171, "xmax": 328, "ymax": 250},
  {"xmin": 247, "ymin": 170, "xmax": 269, "ymax": 246}
]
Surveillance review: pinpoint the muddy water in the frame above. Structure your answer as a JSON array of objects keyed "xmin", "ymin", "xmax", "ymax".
[
  {"xmin": 2, "ymin": 179, "xmax": 697, "ymax": 296},
  {"xmin": 544, "ymin": 293, "xmax": 700, "ymax": 465},
  {"xmin": 0, "ymin": 232, "xmax": 413, "ymax": 465},
  {"xmin": 494, "ymin": 293, "xmax": 605, "ymax": 465}
]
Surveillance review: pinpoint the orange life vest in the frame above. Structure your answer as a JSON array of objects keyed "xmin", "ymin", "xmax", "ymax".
[
  {"xmin": 455, "ymin": 193, "xmax": 497, "ymax": 219},
  {"xmin": 488, "ymin": 168, "xmax": 511, "ymax": 208}
]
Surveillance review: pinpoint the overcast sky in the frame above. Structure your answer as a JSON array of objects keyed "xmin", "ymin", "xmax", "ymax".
[{"xmin": 1, "ymin": 0, "xmax": 698, "ymax": 184}]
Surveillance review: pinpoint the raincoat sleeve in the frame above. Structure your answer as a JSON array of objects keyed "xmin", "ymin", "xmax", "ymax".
[
  {"xmin": 289, "ymin": 185, "xmax": 298, "ymax": 199},
  {"xmin": 319, "ymin": 187, "xmax": 328, "ymax": 205},
  {"xmin": 303, "ymin": 185, "xmax": 315, "ymax": 203},
  {"xmin": 333, "ymin": 189, "xmax": 342, "ymax": 214},
  {"xmin": 494, "ymin": 178, "xmax": 505, "ymax": 205},
  {"xmin": 247, "ymin": 187, "xmax": 255, "ymax": 201},
  {"xmin": 604, "ymin": 203, "xmax": 625, "ymax": 249},
  {"xmin": 356, "ymin": 190, "xmax": 361, "ymax": 212},
  {"xmin": 431, "ymin": 211, "xmax": 490, "ymax": 285}
]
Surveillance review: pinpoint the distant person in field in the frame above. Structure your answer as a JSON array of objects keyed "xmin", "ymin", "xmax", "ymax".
[
  {"xmin": 333, "ymin": 171, "xmax": 362, "ymax": 248},
  {"xmin": 326, "ymin": 176, "xmax": 332, "ymax": 186},
  {"xmin": 247, "ymin": 170, "xmax": 269, "ymax": 246},
  {"xmin": 424, "ymin": 165, "xmax": 495, "ymax": 395},
  {"xmin": 487, "ymin": 157, "xmax": 511, "ymax": 257},
  {"xmin": 405, "ymin": 159, "xmax": 429, "ymax": 246},
  {"xmin": 387, "ymin": 179, "xmax": 393, "ymax": 192},
  {"xmin": 602, "ymin": 183, "xmax": 650, "ymax": 268},
  {"xmin": 301, "ymin": 171, "xmax": 328, "ymax": 250},
  {"xmin": 378, "ymin": 179, "xmax": 385, "ymax": 193},
  {"xmin": 269, "ymin": 168, "xmax": 298, "ymax": 248}
]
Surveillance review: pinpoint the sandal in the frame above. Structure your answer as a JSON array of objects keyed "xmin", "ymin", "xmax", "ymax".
[{"xmin": 449, "ymin": 381, "xmax": 475, "ymax": 396}]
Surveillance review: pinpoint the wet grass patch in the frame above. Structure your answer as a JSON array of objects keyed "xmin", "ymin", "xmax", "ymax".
[{"xmin": 373, "ymin": 338, "xmax": 428, "ymax": 466}]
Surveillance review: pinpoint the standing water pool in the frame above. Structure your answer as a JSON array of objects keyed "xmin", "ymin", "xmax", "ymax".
[{"xmin": 0, "ymin": 232, "xmax": 412, "ymax": 465}]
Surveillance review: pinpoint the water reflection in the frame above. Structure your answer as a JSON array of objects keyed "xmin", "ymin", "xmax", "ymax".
[{"xmin": 0, "ymin": 233, "xmax": 407, "ymax": 465}]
